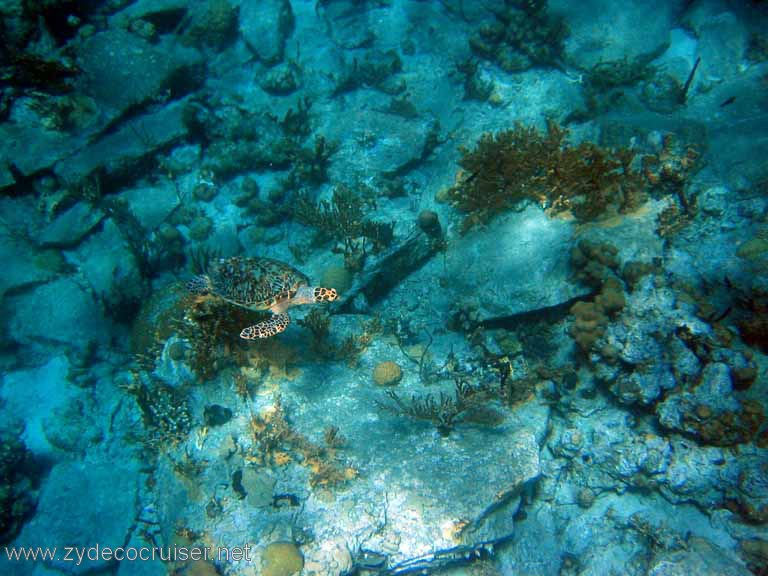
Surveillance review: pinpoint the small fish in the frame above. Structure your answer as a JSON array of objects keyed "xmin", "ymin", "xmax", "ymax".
[{"xmin": 719, "ymin": 96, "xmax": 736, "ymax": 107}]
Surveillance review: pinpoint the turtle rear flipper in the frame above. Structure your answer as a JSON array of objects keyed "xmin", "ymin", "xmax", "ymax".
[{"xmin": 240, "ymin": 313, "xmax": 290, "ymax": 339}]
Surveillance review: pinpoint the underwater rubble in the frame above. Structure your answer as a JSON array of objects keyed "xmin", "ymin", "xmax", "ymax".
[{"xmin": 1, "ymin": 0, "xmax": 768, "ymax": 576}]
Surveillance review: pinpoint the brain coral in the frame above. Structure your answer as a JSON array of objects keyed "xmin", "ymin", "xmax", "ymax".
[
  {"xmin": 262, "ymin": 541, "xmax": 303, "ymax": 576},
  {"xmin": 373, "ymin": 361, "xmax": 403, "ymax": 386}
]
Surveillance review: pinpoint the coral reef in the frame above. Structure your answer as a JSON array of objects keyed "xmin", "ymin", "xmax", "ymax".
[{"xmin": 3, "ymin": 1, "xmax": 768, "ymax": 574}]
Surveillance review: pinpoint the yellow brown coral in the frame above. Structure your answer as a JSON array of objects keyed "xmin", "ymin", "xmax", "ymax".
[
  {"xmin": 448, "ymin": 120, "xmax": 646, "ymax": 232},
  {"xmin": 569, "ymin": 301, "xmax": 608, "ymax": 352},
  {"xmin": 261, "ymin": 542, "xmax": 303, "ymax": 576},
  {"xmin": 373, "ymin": 361, "xmax": 403, "ymax": 386}
]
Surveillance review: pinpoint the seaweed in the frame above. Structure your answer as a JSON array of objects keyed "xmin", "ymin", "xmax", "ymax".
[
  {"xmin": 277, "ymin": 96, "xmax": 313, "ymax": 139},
  {"xmin": 1, "ymin": 53, "xmax": 79, "ymax": 94},
  {"xmin": 374, "ymin": 94, "xmax": 419, "ymax": 119},
  {"xmin": 455, "ymin": 58, "xmax": 495, "ymax": 102},
  {"xmin": 286, "ymin": 135, "xmax": 338, "ymax": 187},
  {"xmin": 331, "ymin": 50, "xmax": 404, "ymax": 96}
]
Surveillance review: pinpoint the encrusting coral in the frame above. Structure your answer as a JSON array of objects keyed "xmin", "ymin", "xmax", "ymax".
[
  {"xmin": 568, "ymin": 241, "xmax": 627, "ymax": 354},
  {"xmin": 247, "ymin": 396, "xmax": 357, "ymax": 488}
]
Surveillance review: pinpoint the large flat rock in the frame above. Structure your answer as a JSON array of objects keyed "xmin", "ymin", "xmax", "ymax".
[
  {"xmin": 54, "ymin": 99, "xmax": 190, "ymax": 184},
  {"xmin": 444, "ymin": 206, "xmax": 579, "ymax": 319},
  {"xmin": 6, "ymin": 276, "xmax": 111, "ymax": 350},
  {"xmin": 4, "ymin": 461, "xmax": 140, "ymax": 575},
  {"xmin": 77, "ymin": 29, "xmax": 203, "ymax": 124},
  {"xmin": 551, "ymin": 0, "xmax": 678, "ymax": 70}
]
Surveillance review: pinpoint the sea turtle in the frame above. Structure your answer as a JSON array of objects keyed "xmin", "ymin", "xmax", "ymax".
[{"xmin": 187, "ymin": 256, "xmax": 338, "ymax": 339}]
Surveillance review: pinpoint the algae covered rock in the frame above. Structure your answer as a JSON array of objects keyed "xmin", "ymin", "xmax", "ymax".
[
  {"xmin": 551, "ymin": 0, "xmax": 675, "ymax": 70},
  {"xmin": 0, "ymin": 429, "xmax": 37, "ymax": 545}
]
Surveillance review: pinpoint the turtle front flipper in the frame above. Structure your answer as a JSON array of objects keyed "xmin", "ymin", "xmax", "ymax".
[{"xmin": 240, "ymin": 313, "xmax": 290, "ymax": 339}]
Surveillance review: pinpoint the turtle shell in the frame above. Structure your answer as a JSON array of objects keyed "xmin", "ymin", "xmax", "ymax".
[{"xmin": 207, "ymin": 257, "xmax": 309, "ymax": 310}]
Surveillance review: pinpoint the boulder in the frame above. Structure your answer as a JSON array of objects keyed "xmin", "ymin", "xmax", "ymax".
[
  {"xmin": 38, "ymin": 201, "xmax": 104, "ymax": 248},
  {"xmin": 6, "ymin": 277, "xmax": 111, "ymax": 350},
  {"xmin": 239, "ymin": 0, "xmax": 294, "ymax": 65},
  {"xmin": 54, "ymin": 99, "xmax": 191, "ymax": 184},
  {"xmin": 0, "ymin": 356, "xmax": 77, "ymax": 458},
  {"xmin": 10, "ymin": 461, "xmax": 140, "ymax": 575},
  {"xmin": 120, "ymin": 184, "xmax": 180, "ymax": 231},
  {"xmin": 443, "ymin": 206, "xmax": 580, "ymax": 319},
  {"xmin": 77, "ymin": 29, "xmax": 203, "ymax": 124}
]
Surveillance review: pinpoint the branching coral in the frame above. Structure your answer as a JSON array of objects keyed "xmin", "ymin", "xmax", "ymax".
[
  {"xmin": 383, "ymin": 378, "xmax": 502, "ymax": 436},
  {"xmin": 179, "ymin": 294, "xmax": 255, "ymax": 380},
  {"xmin": 293, "ymin": 185, "xmax": 394, "ymax": 268},
  {"xmin": 447, "ymin": 120, "xmax": 646, "ymax": 232}
]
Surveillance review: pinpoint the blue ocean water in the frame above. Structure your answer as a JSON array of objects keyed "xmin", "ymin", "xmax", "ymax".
[{"xmin": 1, "ymin": 0, "xmax": 767, "ymax": 574}]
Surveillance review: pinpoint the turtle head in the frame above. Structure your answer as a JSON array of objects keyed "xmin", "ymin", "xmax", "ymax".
[
  {"xmin": 313, "ymin": 286, "xmax": 338, "ymax": 303},
  {"xmin": 293, "ymin": 285, "xmax": 338, "ymax": 306}
]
